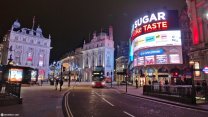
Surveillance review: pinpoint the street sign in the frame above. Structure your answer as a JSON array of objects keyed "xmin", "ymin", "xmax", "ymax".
[{"xmin": 203, "ymin": 66, "xmax": 208, "ymax": 74}]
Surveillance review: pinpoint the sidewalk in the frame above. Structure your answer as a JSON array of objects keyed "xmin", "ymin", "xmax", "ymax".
[
  {"xmin": 0, "ymin": 82, "xmax": 69, "ymax": 117},
  {"xmin": 107, "ymin": 82, "xmax": 208, "ymax": 112}
]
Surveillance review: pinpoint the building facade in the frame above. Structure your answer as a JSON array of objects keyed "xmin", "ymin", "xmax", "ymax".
[
  {"xmin": 60, "ymin": 48, "xmax": 83, "ymax": 81},
  {"xmin": 130, "ymin": 10, "xmax": 185, "ymax": 86},
  {"xmin": 186, "ymin": 0, "xmax": 208, "ymax": 82},
  {"xmin": 82, "ymin": 26, "xmax": 114, "ymax": 82},
  {"xmin": 1, "ymin": 20, "xmax": 51, "ymax": 80},
  {"xmin": 115, "ymin": 41, "xmax": 129, "ymax": 84}
]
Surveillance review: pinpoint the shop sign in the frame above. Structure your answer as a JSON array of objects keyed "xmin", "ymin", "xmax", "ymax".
[
  {"xmin": 203, "ymin": 66, "xmax": 208, "ymax": 74},
  {"xmin": 139, "ymin": 48, "xmax": 164, "ymax": 57}
]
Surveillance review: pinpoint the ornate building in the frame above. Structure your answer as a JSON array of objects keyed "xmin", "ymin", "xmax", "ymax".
[
  {"xmin": 1, "ymin": 20, "xmax": 51, "ymax": 80},
  {"xmin": 60, "ymin": 48, "xmax": 83, "ymax": 81},
  {"xmin": 82, "ymin": 26, "xmax": 114, "ymax": 81},
  {"xmin": 186, "ymin": 0, "xmax": 208, "ymax": 82}
]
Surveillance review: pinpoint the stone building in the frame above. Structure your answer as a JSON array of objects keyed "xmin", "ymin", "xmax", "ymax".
[
  {"xmin": 60, "ymin": 48, "xmax": 83, "ymax": 81},
  {"xmin": 82, "ymin": 26, "xmax": 114, "ymax": 81},
  {"xmin": 1, "ymin": 20, "xmax": 51, "ymax": 80},
  {"xmin": 186, "ymin": 0, "xmax": 208, "ymax": 82}
]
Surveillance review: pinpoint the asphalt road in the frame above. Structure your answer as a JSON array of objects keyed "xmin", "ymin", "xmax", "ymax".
[{"xmin": 63, "ymin": 85, "xmax": 208, "ymax": 117}]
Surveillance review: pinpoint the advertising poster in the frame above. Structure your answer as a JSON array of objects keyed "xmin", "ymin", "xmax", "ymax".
[
  {"xmin": 156, "ymin": 55, "xmax": 167, "ymax": 64},
  {"xmin": 138, "ymin": 57, "xmax": 144, "ymax": 66},
  {"xmin": 169, "ymin": 54, "xmax": 180, "ymax": 63},
  {"xmin": 145, "ymin": 56, "xmax": 155, "ymax": 65},
  {"xmin": 8, "ymin": 68, "xmax": 23, "ymax": 82},
  {"xmin": 133, "ymin": 58, "xmax": 137, "ymax": 67},
  {"xmin": 31, "ymin": 70, "xmax": 37, "ymax": 81}
]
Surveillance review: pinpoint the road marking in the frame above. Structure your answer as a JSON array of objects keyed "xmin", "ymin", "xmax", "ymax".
[
  {"xmin": 102, "ymin": 98, "xmax": 115, "ymax": 106},
  {"xmin": 132, "ymin": 96, "xmax": 208, "ymax": 113},
  {"xmin": 123, "ymin": 111, "xmax": 135, "ymax": 117},
  {"xmin": 65, "ymin": 91, "xmax": 74, "ymax": 117},
  {"xmin": 94, "ymin": 92, "xmax": 114, "ymax": 106},
  {"xmin": 94, "ymin": 92, "xmax": 101, "ymax": 97}
]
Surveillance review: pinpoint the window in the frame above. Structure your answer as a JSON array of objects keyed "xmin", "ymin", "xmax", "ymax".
[
  {"xmin": 39, "ymin": 54, "xmax": 44, "ymax": 67},
  {"xmin": 26, "ymin": 52, "xmax": 33, "ymax": 65}
]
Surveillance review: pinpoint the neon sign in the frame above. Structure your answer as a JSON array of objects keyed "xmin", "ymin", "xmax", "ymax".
[
  {"xmin": 131, "ymin": 10, "xmax": 179, "ymax": 41},
  {"xmin": 134, "ymin": 12, "xmax": 166, "ymax": 29}
]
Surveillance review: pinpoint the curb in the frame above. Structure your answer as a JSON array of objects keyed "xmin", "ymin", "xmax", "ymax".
[{"xmin": 111, "ymin": 86, "xmax": 208, "ymax": 112}]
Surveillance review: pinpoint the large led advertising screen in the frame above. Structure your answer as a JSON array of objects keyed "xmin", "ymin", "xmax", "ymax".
[
  {"xmin": 130, "ymin": 10, "xmax": 183, "ymax": 66},
  {"xmin": 132, "ymin": 30, "xmax": 181, "ymax": 52}
]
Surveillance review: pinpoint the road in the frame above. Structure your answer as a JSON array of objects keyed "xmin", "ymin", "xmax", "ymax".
[{"xmin": 63, "ymin": 85, "xmax": 208, "ymax": 117}]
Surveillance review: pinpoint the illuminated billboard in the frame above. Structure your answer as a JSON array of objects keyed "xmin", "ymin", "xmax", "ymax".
[
  {"xmin": 8, "ymin": 68, "xmax": 23, "ymax": 82},
  {"xmin": 130, "ymin": 10, "xmax": 183, "ymax": 66},
  {"xmin": 131, "ymin": 10, "xmax": 179, "ymax": 41},
  {"xmin": 31, "ymin": 70, "xmax": 38, "ymax": 81},
  {"xmin": 133, "ymin": 30, "xmax": 181, "ymax": 52}
]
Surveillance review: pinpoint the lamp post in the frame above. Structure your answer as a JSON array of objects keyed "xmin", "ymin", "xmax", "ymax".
[
  {"xmin": 111, "ymin": 71, "xmax": 113, "ymax": 87},
  {"xmin": 189, "ymin": 60, "xmax": 196, "ymax": 104}
]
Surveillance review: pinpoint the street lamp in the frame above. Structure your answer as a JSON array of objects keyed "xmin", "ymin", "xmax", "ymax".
[
  {"xmin": 111, "ymin": 71, "xmax": 113, "ymax": 87},
  {"xmin": 189, "ymin": 60, "xmax": 196, "ymax": 104}
]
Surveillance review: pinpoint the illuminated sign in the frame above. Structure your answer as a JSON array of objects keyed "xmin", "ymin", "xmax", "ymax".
[
  {"xmin": 169, "ymin": 54, "xmax": 180, "ymax": 64},
  {"xmin": 131, "ymin": 10, "xmax": 179, "ymax": 41},
  {"xmin": 8, "ymin": 68, "xmax": 23, "ymax": 82},
  {"xmin": 156, "ymin": 55, "xmax": 167, "ymax": 64},
  {"xmin": 203, "ymin": 66, "xmax": 208, "ymax": 74},
  {"xmin": 133, "ymin": 30, "xmax": 181, "ymax": 52},
  {"xmin": 139, "ymin": 48, "xmax": 164, "ymax": 57}
]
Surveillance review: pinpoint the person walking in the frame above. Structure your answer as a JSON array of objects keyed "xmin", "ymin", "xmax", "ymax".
[
  {"xmin": 60, "ymin": 79, "xmax": 63, "ymax": 91},
  {"xmin": 135, "ymin": 78, "xmax": 138, "ymax": 88},
  {"xmin": 68, "ymin": 71, "xmax": 71, "ymax": 87},
  {"xmin": 55, "ymin": 78, "xmax": 59, "ymax": 90}
]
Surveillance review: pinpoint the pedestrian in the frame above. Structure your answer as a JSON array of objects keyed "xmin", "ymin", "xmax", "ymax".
[
  {"xmin": 55, "ymin": 78, "xmax": 59, "ymax": 90},
  {"xmin": 41, "ymin": 79, "xmax": 43, "ymax": 86},
  {"xmin": 165, "ymin": 80, "xmax": 169, "ymax": 85},
  {"xmin": 60, "ymin": 79, "xmax": 63, "ymax": 91},
  {"xmin": 135, "ymin": 79, "xmax": 138, "ymax": 88},
  {"xmin": 196, "ymin": 82, "xmax": 201, "ymax": 94},
  {"xmin": 148, "ymin": 80, "xmax": 151, "ymax": 85},
  {"xmin": 202, "ymin": 80, "xmax": 207, "ymax": 96}
]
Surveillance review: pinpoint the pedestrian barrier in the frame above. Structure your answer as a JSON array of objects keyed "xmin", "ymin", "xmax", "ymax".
[
  {"xmin": 0, "ymin": 82, "xmax": 22, "ymax": 106},
  {"xmin": 143, "ymin": 85, "xmax": 208, "ymax": 104}
]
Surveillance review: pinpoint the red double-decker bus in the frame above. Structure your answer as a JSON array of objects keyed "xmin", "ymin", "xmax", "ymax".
[{"xmin": 91, "ymin": 66, "xmax": 105, "ymax": 88}]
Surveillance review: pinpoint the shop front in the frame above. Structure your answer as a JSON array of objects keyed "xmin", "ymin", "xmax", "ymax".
[
  {"xmin": 170, "ymin": 67, "xmax": 181, "ymax": 85},
  {"xmin": 158, "ymin": 67, "xmax": 169, "ymax": 85}
]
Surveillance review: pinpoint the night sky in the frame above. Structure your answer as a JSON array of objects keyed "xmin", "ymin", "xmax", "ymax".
[{"xmin": 0, "ymin": 0, "xmax": 186, "ymax": 62}]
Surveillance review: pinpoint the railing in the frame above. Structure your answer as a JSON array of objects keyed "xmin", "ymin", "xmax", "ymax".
[
  {"xmin": 5, "ymin": 82, "xmax": 21, "ymax": 98},
  {"xmin": 144, "ymin": 84, "xmax": 208, "ymax": 104}
]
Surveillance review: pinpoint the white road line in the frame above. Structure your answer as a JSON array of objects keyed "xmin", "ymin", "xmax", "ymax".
[
  {"xmin": 133, "ymin": 96, "xmax": 208, "ymax": 113},
  {"xmin": 102, "ymin": 98, "xmax": 115, "ymax": 106},
  {"xmin": 94, "ymin": 92, "xmax": 114, "ymax": 106},
  {"xmin": 94, "ymin": 92, "xmax": 101, "ymax": 97},
  {"xmin": 123, "ymin": 111, "xmax": 135, "ymax": 117}
]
